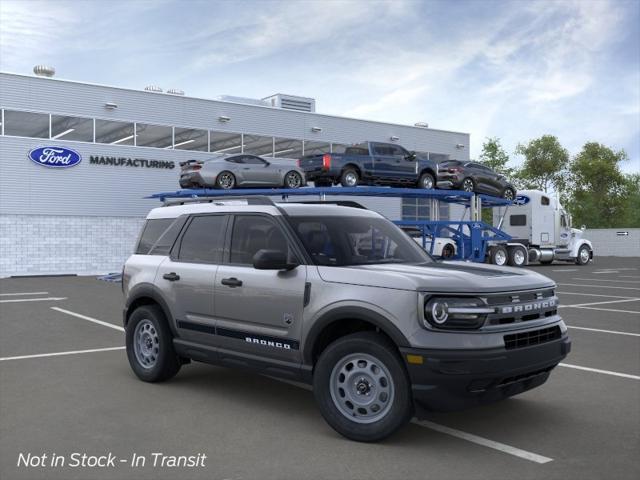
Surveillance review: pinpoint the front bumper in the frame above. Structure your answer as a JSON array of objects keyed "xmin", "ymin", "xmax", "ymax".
[{"xmin": 400, "ymin": 334, "xmax": 571, "ymax": 413}]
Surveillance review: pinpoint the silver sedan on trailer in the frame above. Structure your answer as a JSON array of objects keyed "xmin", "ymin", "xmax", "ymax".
[{"xmin": 179, "ymin": 154, "xmax": 306, "ymax": 189}]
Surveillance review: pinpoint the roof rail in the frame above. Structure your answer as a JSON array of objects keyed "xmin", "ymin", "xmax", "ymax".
[
  {"xmin": 285, "ymin": 200, "xmax": 368, "ymax": 209},
  {"xmin": 161, "ymin": 195, "xmax": 275, "ymax": 207}
]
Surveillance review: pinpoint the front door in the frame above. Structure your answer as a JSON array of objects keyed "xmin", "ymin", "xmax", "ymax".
[
  {"xmin": 372, "ymin": 143, "xmax": 415, "ymax": 182},
  {"xmin": 156, "ymin": 214, "xmax": 228, "ymax": 346},
  {"xmin": 214, "ymin": 214, "xmax": 307, "ymax": 363}
]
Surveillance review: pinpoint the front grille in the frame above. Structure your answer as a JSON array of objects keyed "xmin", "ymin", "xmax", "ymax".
[
  {"xmin": 504, "ymin": 326, "xmax": 561, "ymax": 350},
  {"xmin": 485, "ymin": 288, "xmax": 558, "ymax": 326},
  {"xmin": 485, "ymin": 288, "xmax": 554, "ymax": 306}
]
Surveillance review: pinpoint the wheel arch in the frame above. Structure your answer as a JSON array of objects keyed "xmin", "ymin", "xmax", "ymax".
[
  {"xmin": 342, "ymin": 163, "xmax": 362, "ymax": 176},
  {"xmin": 302, "ymin": 306, "xmax": 410, "ymax": 366},
  {"xmin": 124, "ymin": 284, "xmax": 177, "ymax": 336},
  {"xmin": 419, "ymin": 167, "xmax": 436, "ymax": 179}
]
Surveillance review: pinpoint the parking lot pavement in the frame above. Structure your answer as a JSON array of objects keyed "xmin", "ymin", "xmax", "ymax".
[{"xmin": 1, "ymin": 256, "xmax": 639, "ymax": 480}]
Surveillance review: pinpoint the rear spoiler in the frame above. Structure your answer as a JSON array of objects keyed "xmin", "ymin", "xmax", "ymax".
[{"xmin": 179, "ymin": 159, "xmax": 205, "ymax": 167}]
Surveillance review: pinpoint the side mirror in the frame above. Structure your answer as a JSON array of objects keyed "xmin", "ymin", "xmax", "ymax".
[
  {"xmin": 253, "ymin": 249, "xmax": 298, "ymax": 270},
  {"xmin": 581, "ymin": 225, "xmax": 586, "ymax": 231},
  {"xmin": 406, "ymin": 151, "xmax": 417, "ymax": 161}
]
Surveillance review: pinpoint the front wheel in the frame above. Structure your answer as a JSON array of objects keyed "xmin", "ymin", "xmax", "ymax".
[
  {"xmin": 490, "ymin": 245, "xmax": 508, "ymax": 266},
  {"xmin": 284, "ymin": 170, "xmax": 303, "ymax": 189},
  {"xmin": 576, "ymin": 245, "xmax": 591, "ymax": 265},
  {"xmin": 126, "ymin": 305, "xmax": 181, "ymax": 382},
  {"xmin": 418, "ymin": 172, "xmax": 435, "ymax": 189},
  {"xmin": 441, "ymin": 243, "xmax": 455, "ymax": 259},
  {"xmin": 313, "ymin": 332, "xmax": 413, "ymax": 442},
  {"xmin": 502, "ymin": 187, "xmax": 515, "ymax": 201}
]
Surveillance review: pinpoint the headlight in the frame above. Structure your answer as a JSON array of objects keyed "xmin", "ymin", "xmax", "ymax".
[{"xmin": 424, "ymin": 297, "xmax": 494, "ymax": 329}]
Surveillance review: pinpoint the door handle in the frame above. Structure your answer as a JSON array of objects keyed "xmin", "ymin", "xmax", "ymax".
[
  {"xmin": 163, "ymin": 272, "xmax": 180, "ymax": 281},
  {"xmin": 221, "ymin": 277, "xmax": 243, "ymax": 287}
]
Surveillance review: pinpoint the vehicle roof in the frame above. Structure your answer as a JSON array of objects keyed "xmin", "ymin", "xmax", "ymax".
[{"xmin": 145, "ymin": 202, "xmax": 380, "ymax": 220}]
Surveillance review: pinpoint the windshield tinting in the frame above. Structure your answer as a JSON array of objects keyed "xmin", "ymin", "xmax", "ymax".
[{"xmin": 287, "ymin": 215, "xmax": 434, "ymax": 266}]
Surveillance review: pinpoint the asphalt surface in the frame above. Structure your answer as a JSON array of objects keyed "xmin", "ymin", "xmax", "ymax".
[{"xmin": 1, "ymin": 257, "xmax": 639, "ymax": 480}]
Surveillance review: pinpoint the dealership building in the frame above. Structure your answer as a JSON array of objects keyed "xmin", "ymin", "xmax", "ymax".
[{"xmin": 0, "ymin": 69, "xmax": 470, "ymax": 277}]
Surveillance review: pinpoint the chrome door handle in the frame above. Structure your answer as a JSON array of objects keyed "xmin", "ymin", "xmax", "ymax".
[{"xmin": 221, "ymin": 277, "xmax": 243, "ymax": 287}]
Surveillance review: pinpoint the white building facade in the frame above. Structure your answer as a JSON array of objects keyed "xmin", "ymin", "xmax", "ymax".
[{"xmin": 0, "ymin": 72, "xmax": 470, "ymax": 276}]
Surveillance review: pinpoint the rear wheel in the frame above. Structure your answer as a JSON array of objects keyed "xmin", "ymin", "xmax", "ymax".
[
  {"xmin": 216, "ymin": 171, "xmax": 236, "ymax": 189},
  {"xmin": 490, "ymin": 245, "xmax": 508, "ymax": 266},
  {"xmin": 441, "ymin": 243, "xmax": 455, "ymax": 259},
  {"xmin": 507, "ymin": 246, "xmax": 527, "ymax": 267},
  {"xmin": 418, "ymin": 172, "xmax": 435, "ymax": 190},
  {"xmin": 313, "ymin": 332, "xmax": 413, "ymax": 442},
  {"xmin": 284, "ymin": 170, "xmax": 303, "ymax": 189},
  {"xmin": 126, "ymin": 305, "xmax": 181, "ymax": 382},
  {"xmin": 461, "ymin": 177, "xmax": 475, "ymax": 192},
  {"xmin": 340, "ymin": 168, "xmax": 360, "ymax": 187},
  {"xmin": 502, "ymin": 187, "xmax": 515, "ymax": 201}
]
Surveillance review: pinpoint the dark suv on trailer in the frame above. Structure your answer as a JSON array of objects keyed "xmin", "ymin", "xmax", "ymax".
[
  {"xmin": 437, "ymin": 160, "xmax": 516, "ymax": 199},
  {"xmin": 123, "ymin": 197, "xmax": 570, "ymax": 442}
]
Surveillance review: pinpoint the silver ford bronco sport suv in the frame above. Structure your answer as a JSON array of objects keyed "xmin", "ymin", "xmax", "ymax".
[{"xmin": 123, "ymin": 197, "xmax": 570, "ymax": 442}]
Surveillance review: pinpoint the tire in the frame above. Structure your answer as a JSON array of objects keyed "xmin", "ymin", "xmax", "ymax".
[
  {"xmin": 502, "ymin": 187, "xmax": 515, "ymax": 201},
  {"xmin": 418, "ymin": 172, "xmax": 435, "ymax": 190},
  {"xmin": 441, "ymin": 243, "xmax": 455, "ymax": 259},
  {"xmin": 216, "ymin": 171, "xmax": 236, "ymax": 189},
  {"xmin": 461, "ymin": 177, "xmax": 475, "ymax": 193},
  {"xmin": 313, "ymin": 332, "xmax": 413, "ymax": 442},
  {"xmin": 490, "ymin": 245, "xmax": 508, "ymax": 266},
  {"xmin": 575, "ymin": 245, "xmax": 591, "ymax": 265},
  {"xmin": 284, "ymin": 170, "xmax": 303, "ymax": 189},
  {"xmin": 507, "ymin": 246, "xmax": 527, "ymax": 267},
  {"xmin": 126, "ymin": 305, "xmax": 181, "ymax": 383},
  {"xmin": 340, "ymin": 168, "xmax": 360, "ymax": 187}
]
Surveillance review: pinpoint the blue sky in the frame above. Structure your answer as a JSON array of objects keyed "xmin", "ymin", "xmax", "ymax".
[{"xmin": 1, "ymin": 0, "xmax": 638, "ymax": 172}]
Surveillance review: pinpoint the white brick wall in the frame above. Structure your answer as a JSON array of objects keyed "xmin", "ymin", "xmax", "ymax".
[{"xmin": 0, "ymin": 214, "xmax": 145, "ymax": 277}]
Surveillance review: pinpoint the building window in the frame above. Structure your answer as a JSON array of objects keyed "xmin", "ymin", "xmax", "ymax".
[
  {"xmin": 243, "ymin": 134, "xmax": 274, "ymax": 156},
  {"xmin": 303, "ymin": 140, "xmax": 330, "ymax": 156},
  {"xmin": 173, "ymin": 127, "xmax": 208, "ymax": 151},
  {"xmin": 135, "ymin": 123, "xmax": 173, "ymax": 148},
  {"xmin": 95, "ymin": 119, "xmax": 135, "ymax": 145},
  {"xmin": 3, "ymin": 110, "xmax": 49, "ymax": 138},
  {"xmin": 51, "ymin": 114, "xmax": 93, "ymax": 142},
  {"xmin": 273, "ymin": 137, "xmax": 303, "ymax": 159},
  {"xmin": 210, "ymin": 131, "xmax": 242, "ymax": 154},
  {"xmin": 401, "ymin": 199, "xmax": 449, "ymax": 221}
]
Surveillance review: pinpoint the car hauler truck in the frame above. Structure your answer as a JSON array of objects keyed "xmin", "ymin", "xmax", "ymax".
[{"xmin": 490, "ymin": 190, "xmax": 593, "ymax": 266}]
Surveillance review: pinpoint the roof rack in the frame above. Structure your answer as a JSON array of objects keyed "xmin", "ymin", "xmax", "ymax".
[
  {"xmin": 160, "ymin": 195, "xmax": 275, "ymax": 207},
  {"xmin": 285, "ymin": 200, "xmax": 367, "ymax": 209}
]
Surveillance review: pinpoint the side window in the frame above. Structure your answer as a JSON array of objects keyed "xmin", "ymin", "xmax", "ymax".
[
  {"xmin": 226, "ymin": 156, "xmax": 244, "ymax": 164},
  {"xmin": 510, "ymin": 215, "xmax": 527, "ymax": 226},
  {"xmin": 136, "ymin": 218, "xmax": 174, "ymax": 254},
  {"xmin": 242, "ymin": 155, "xmax": 266, "ymax": 165},
  {"xmin": 561, "ymin": 215, "xmax": 567, "ymax": 228},
  {"xmin": 148, "ymin": 217, "xmax": 187, "ymax": 255},
  {"xmin": 177, "ymin": 215, "xmax": 226, "ymax": 263},
  {"xmin": 541, "ymin": 196, "xmax": 550, "ymax": 206},
  {"xmin": 389, "ymin": 145, "xmax": 408, "ymax": 157},
  {"xmin": 229, "ymin": 216, "xmax": 290, "ymax": 265}
]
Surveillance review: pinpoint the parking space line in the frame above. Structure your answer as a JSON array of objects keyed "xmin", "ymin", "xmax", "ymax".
[
  {"xmin": 592, "ymin": 270, "xmax": 619, "ymax": 274},
  {"xmin": 0, "ymin": 291, "xmax": 49, "ymax": 296},
  {"xmin": 559, "ymin": 363, "xmax": 640, "ymax": 380},
  {"xmin": 412, "ymin": 420, "xmax": 553, "ymax": 464},
  {"xmin": 565, "ymin": 305, "xmax": 640, "ymax": 315},
  {"xmin": 559, "ymin": 298, "xmax": 640, "ymax": 308},
  {"xmin": 268, "ymin": 377, "xmax": 553, "ymax": 464},
  {"xmin": 0, "ymin": 346, "xmax": 125, "ymax": 362},
  {"xmin": 552, "ymin": 269, "xmax": 579, "ymax": 272},
  {"xmin": 619, "ymin": 275, "xmax": 640, "ymax": 279},
  {"xmin": 558, "ymin": 283, "xmax": 640, "ymax": 291},
  {"xmin": 572, "ymin": 278, "xmax": 640, "ymax": 284},
  {"xmin": 0, "ymin": 297, "xmax": 67, "ymax": 303},
  {"xmin": 567, "ymin": 325, "xmax": 640, "ymax": 337},
  {"xmin": 51, "ymin": 307, "xmax": 125, "ymax": 332},
  {"xmin": 557, "ymin": 291, "xmax": 636, "ymax": 299}
]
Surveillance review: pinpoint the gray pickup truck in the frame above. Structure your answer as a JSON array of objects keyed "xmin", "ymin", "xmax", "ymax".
[
  {"xmin": 123, "ymin": 197, "xmax": 570, "ymax": 442},
  {"xmin": 298, "ymin": 141, "xmax": 439, "ymax": 189}
]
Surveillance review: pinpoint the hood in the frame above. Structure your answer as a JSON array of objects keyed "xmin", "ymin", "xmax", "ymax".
[{"xmin": 317, "ymin": 260, "xmax": 555, "ymax": 293}]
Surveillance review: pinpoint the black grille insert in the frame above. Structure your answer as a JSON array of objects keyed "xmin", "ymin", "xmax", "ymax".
[{"xmin": 504, "ymin": 326, "xmax": 561, "ymax": 350}]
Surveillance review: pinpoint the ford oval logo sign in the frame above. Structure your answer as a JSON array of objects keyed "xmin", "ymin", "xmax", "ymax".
[
  {"xmin": 514, "ymin": 195, "xmax": 530, "ymax": 205},
  {"xmin": 28, "ymin": 146, "xmax": 82, "ymax": 168}
]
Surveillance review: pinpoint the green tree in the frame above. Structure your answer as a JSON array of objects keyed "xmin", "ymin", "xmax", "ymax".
[
  {"xmin": 566, "ymin": 142, "xmax": 629, "ymax": 228},
  {"xmin": 479, "ymin": 137, "xmax": 514, "ymax": 177},
  {"xmin": 515, "ymin": 135, "xmax": 569, "ymax": 193},
  {"xmin": 619, "ymin": 174, "xmax": 640, "ymax": 227}
]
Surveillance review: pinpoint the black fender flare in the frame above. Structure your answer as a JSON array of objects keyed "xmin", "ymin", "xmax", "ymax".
[
  {"xmin": 124, "ymin": 283, "xmax": 178, "ymax": 337},
  {"xmin": 302, "ymin": 306, "xmax": 410, "ymax": 365}
]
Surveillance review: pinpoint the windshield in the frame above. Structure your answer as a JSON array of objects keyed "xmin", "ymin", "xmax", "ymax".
[{"xmin": 287, "ymin": 215, "xmax": 434, "ymax": 266}]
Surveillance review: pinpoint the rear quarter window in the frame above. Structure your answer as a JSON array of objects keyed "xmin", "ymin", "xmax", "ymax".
[{"xmin": 135, "ymin": 218, "xmax": 175, "ymax": 254}]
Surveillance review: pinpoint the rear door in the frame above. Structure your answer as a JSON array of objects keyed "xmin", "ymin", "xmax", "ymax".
[
  {"xmin": 156, "ymin": 214, "xmax": 228, "ymax": 346},
  {"xmin": 213, "ymin": 214, "xmax": 307, "ymax": 363}
]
